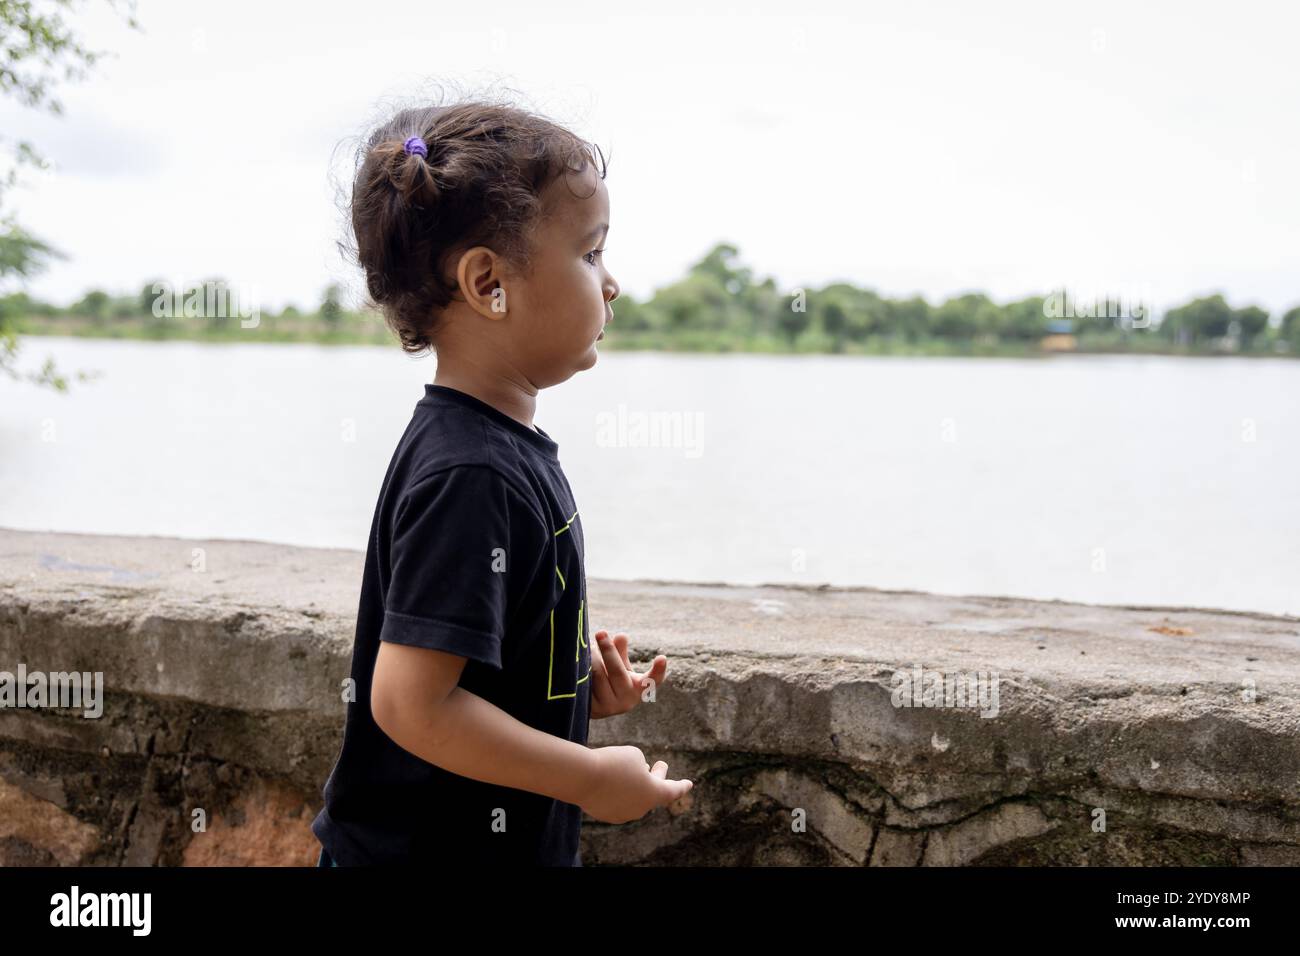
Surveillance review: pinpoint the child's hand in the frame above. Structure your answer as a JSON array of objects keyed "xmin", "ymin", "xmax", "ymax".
[
  {"xmin": 589, "ymin": 630, "xmax": 667, "ymax": 719},
  {"xmin": 578, "ymin": 745, "xmax": 692, "ymax": 824}
]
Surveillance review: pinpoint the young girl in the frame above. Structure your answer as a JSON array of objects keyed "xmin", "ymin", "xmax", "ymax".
[{"xmin": 311, "ymin": 98, "xmax": 692, "ymax": 866}]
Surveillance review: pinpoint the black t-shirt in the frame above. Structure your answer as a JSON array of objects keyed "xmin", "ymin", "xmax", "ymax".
[{"xmin": 311, "ymin": 383, "xmax": 592, "ymax": 865}]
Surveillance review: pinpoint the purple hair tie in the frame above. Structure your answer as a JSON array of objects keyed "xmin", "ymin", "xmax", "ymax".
[{"xmin": 403, "ymin": 136, "xmax": 428, "ymax": 158}]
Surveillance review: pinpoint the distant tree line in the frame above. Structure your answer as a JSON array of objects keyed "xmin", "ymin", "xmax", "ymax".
[
  {"xmin": 0, "ymin": 279, "xmax": 380, "ymax": 343},
  {"xmin": 597, "ymin": 244, "xmax": 1296, "ymax": 354},
  {"xmin": 4, "ymin": 244, "xmax": 1298, "ymax": 355}
]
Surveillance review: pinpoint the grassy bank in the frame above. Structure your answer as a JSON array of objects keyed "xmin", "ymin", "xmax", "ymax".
[{"xmin": 12, "ymin": 313, "xmax": 1294, "ymax": 359}]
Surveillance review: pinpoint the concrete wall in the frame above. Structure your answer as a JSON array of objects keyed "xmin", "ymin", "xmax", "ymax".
[{"xmin": 1, "ymin": 528, "xmax": 1298, "ymax": 866}]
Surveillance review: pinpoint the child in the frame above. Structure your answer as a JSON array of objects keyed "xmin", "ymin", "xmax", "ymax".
[{"xmin": 311, "ymin": 99, "xmax": 692, "ymax": 866}]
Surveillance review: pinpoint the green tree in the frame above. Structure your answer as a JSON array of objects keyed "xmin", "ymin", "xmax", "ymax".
[
  {"xmin": 973, "ymin": 301, "xmax": 1006, "ymax": 342},
  {"xmin": 651, "ymin": 274, "xmax": 734, "ymax": 334},
  {"xmin": 813, "ymin": 284, "xmax": 887, "ymax": 343},
  {"xmin": 850, "ymin": 289, "xmax": 889, "ymax": 339},
  {"xmin": 932, "ymin": 293, "xmax": 989, "ymax": 340},
  {"xmin": 1282, "ymin": 305, "xmax": 1300, "ymax": 349},
  {"xmin": 817, "ymin": 297, "xmax": 849, "ymax": 352},
  {"xmin": 884, "ymin": 295, "xmax": 931, "ymax": 343},
  {"xmin": 1002, "ymin": 296, "xmax": 1049, "ymax": 340},
  {"xmin": 738, "ymin": 275, "xmax": 784, "ymax": 341},
  {"xmin": 108, "ymin": 292, "xmax": 135, "ymax": 319},
  {"xmin": 1161, "ymin": 294, "xmax": 1234, "ymax": 346},
  {"xmin": 689, "ymin": 242, "xmax": 752, "ymax": 295},
  {"xmin": 1233, "ymin": 305, "xmax": 1269, "ymax": 349},
  {"xmin": 73, "ymin": 288, "xmax": 109, "ymax": 323},
  {"xmin": 139, "ymin": 279, "xmax": 166, "ymax": 314},
  {"xmin": 684, "ymin": 243, "xmax": 788, "ymax": 341},
  {"xmin": 1, "ymin": 0, "xmax": 140, "ymax": 388},
  {"xmin": 776, "ymin": 294, "xmax": 811, "ymax": 346},
  {"xmin": 320, "ymin": 283, "xmax": 344, "ymax": 330}
]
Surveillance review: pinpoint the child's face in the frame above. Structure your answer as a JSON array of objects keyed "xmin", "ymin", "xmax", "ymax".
[{"xmin": 508, "ymin": 166, "xmax": 619, "ymax": 387}]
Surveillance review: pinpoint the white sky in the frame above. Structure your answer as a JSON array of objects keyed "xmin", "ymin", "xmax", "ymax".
[{"xmin": 2, "ymin": 0, "xmax": 1297, "ymax": 317}]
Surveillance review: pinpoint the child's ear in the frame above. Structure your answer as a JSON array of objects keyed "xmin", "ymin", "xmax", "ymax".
[{"xmin": 457, "ymin": 246, "xmax": 508, "ymax": 319}]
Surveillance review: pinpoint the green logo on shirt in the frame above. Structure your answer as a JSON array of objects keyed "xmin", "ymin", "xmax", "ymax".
[{"xmin": 547, "ymin": 509, "xmax": 591, "ymax": 700}]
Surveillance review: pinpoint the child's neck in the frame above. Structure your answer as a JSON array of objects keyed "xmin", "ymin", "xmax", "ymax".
[{"xmin": 432, "ymin": 369, "xmax": 539, "ymax": 433}]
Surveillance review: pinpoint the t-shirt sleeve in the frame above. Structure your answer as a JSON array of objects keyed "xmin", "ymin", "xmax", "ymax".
[{"xmin": 379, "ymin": 464, "xmax": 546, "ymax": 670}]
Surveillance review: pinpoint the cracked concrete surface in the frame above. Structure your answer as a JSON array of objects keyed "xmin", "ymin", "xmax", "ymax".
[{"xmin": 1, "ymin": 527, "xmax": 1298, "ymax": 866}]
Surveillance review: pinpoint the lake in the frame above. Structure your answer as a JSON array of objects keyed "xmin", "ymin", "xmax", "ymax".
[{"xmin": 2, "ymin": 336, "xmax": 1296, "ymax": 616}]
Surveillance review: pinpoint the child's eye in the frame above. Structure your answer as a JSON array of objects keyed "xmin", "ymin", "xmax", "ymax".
[{"xmin": 583, "ymin": 248, "xmax": 604, "ymax": 265}]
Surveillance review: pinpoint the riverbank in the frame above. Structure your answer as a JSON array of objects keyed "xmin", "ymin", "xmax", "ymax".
[{"xmin": 9, "ymin": 316, "xmax": 1294, "ymax": 358}]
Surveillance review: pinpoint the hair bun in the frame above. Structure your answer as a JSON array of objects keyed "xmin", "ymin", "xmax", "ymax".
[{"xmin": 385, "ymin": 137, "xmax": 440, "ymax": 207}]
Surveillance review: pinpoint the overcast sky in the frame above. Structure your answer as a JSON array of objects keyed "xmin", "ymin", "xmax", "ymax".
[{"xmin": 2, "ymin": 0, "xmax": 1297, "ymax": 317}]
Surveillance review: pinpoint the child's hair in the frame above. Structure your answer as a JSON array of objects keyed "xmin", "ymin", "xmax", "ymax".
[{"xmin": 342, "ymin": 92, "xmax": 608, "ymax": 353}]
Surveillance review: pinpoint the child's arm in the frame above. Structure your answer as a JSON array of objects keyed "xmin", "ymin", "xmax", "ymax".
[
  {"xmin": 372, "ymin": 641, "xmax": 596, "ymax": 807},
  {"xmin": 373, "ymin": 641, "xmax": 692, "ymax": 822}
]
